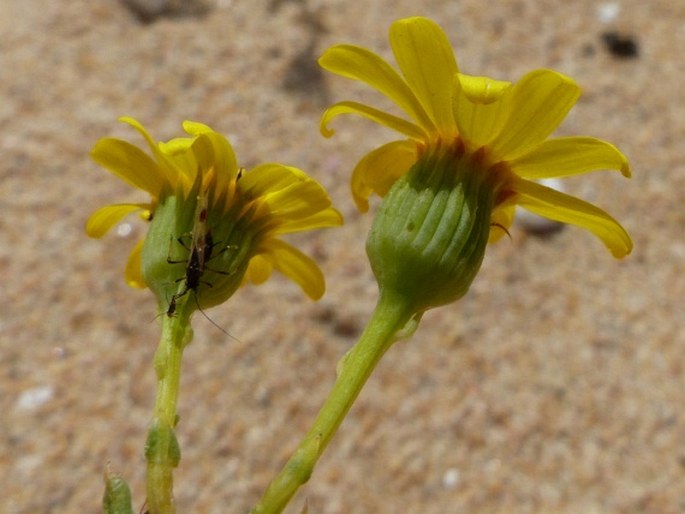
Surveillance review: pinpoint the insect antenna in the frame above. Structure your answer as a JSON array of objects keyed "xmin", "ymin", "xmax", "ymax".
[{"xmin": 190, "ymin": 291, "xmax": 243, "ymax": 344}]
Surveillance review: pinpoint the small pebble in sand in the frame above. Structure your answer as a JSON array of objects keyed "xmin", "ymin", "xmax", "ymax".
[
  {"xmin": 116, "ymin": 222, "xmax": 133, "ymax": 238},
  {"xmin": 16, "ymin": 385, "xmax": 54, "ymax": 411},
  {"xmin": 596, "ymin": 2, "xmax": 620, "ymax": 24},
  {"xmin": 442, "ymin": 467, "xmax": 461, "ymax": 489}
]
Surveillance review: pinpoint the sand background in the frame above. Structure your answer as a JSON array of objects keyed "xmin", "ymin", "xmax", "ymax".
[{"xmin": 2, "ymin": 0, "xmax": 684, "ymax": 512}]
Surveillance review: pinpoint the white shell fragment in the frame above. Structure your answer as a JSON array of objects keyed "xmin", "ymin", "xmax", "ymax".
[
  {"xmin": 16, "ymin": 385, "xmax": 54, "ymax": 410},
  {"xmin": 116, "ymin": 222, "xmax": 133, "ymax": 237},
  {"xmin": 597, "ymin": 2, "xmax": 620, "ymax": 24},
  {"xmin": 442, "ymin": 467, "xmax": 461, "ymax": 489}
]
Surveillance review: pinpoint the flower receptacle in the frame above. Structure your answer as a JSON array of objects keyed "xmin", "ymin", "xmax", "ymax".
[
  {"xmin": 366, "ymin": 143, "xmax": 496, "ymax": 315},
  {"xmin": 141, "ymin": 186, "xmax": 253, "ymax": 317}
]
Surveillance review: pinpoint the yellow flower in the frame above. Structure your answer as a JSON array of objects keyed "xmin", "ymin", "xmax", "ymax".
[
  {"xmin": 86, "ymin": 117, "xmax": 342, "ymax": 308},
  {"xmin": 320, "ymin": 16, "xmax": 632, "ymax": 258}
]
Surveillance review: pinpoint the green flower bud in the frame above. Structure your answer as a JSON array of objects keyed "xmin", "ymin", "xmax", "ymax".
[
  {"xmin": 103, "ymin": 466, "xmax": 134, "ymax": 514},
  {"xmin": 366, "ymin": 142, "xmax": 497, "ymax": 315}
]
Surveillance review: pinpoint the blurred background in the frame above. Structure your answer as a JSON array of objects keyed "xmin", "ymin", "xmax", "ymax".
[{"xmin": 1, "ymin": 0, "xmax": 683, "ymax": 512}]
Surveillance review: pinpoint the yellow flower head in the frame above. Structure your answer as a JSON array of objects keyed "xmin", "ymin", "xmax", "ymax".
[
  {"xmin": 86, "ymin": 117, "xmax": 342, "ymax": 312},
  {"xmin": 320, "ymin": 16, "xmax": 632, "ymax": 259}
]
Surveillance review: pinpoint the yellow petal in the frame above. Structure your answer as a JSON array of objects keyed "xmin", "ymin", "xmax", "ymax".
[
  {"xmin": 182, "ymin": 120, "xmax": 214, "ymax": 135},
  {"xmin": 512, "ymin": 178, "xmax": 632, "ymax": 257},
  {"xmin": 275, "ymin": 207, "xmax": 344, "ymax": 235},
  {"xmin": 188, "ymin": 134, "xmax": 213, "ymax": 178},
  {"xmin": 193, "ymin": 130, "xmax": 239, "ymax": 198},
  {"xmin": 509, "ymin": 136, "xmax": 631, "ymax": 179},
  {"xmin": 453, "ymin": 74, "xmax": 512, "ymax": 148},
  {"xmin": 159, "ymin": 135, "xmax": 194, "ymax": 155},
  {"xmin": 260, "ymin": 239, "xmax": 326, "ymax": 300},
  {"xmin": 457, "ymin": 74, "xmax": 512, "ymax": 105},
  {"xmin": 489, "ymin": 69, "xmax": 581, "ymax": 160},
  {"xmin": 85, "ymin": 203, "xmax": 149, "ymax": 238},
  {"xmin": 159, "ymin": 137, "xmax": 198, "ymax": 189},
  {"xmin": 240, "ymin": 164, "xmax": 339, "ymax": 227},
  {"xmin": 350, "ymin": 140, "xmax": 417, "ymax": 211},
  {"xmin": 240, "ymin": 163, "xmax": 304, "ymax": 198},
  {"xmin": 321, "ymin": 101, "xmax": 426, "ymax": 140},
  {"xmin": 489, "ymin": 204, "xmax": 515, "ymax": 243},
  {"xmin": 265, "ymin": 180, "xmax": 331, "ymax": 219},
  {"xmin": 90, "ymin": 138, "xmax": 166, "ymax": 195},
  {"xmin": 318, "ymin": 44, "xmax": 433, "ymax": 130},
  {"xmin": 242, "ymin": 164, "xmax": 322, "ymax": 211},
  {"xmin": 118, "ymin": 117, "xmax": 179, "ymax": 178},
  {"xmin": 243, "ymin": 255, "xmax": 273, "ymax": 286},
  {"xmin": 389, "ymin": 17, "xmax": 458, "ymax": 135},
  {"xmin": 124, "ymin": 239, "xmax": 146, "ymax": 288}
]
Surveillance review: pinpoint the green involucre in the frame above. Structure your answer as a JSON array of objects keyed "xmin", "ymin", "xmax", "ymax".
[
  {"xmin": 366, "ymin": 143, "xmax": 496, "ymax": 315},
  {"xmin": 141, "ymin": 185, "xmax": 254, "ymax": 317}
]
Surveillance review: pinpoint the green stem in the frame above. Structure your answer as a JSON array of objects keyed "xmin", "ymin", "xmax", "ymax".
[
  {"xmin": 145, "ymin": 304, "xmax": 193, "ymax": 514},
  {"xmin": 249, "ymin": 291, "xmax": 415, "ymax": 514}
]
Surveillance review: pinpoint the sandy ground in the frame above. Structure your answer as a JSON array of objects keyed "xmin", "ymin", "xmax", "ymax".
[{"xmin": 2, "ymin": 0, "xmax": 684, "ymax": 513}]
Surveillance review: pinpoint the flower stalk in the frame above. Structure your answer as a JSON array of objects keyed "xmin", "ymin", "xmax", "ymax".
[
  {"xmin": 251, "ymin": 141, "xmax": 498, "ymax": 514},
  {"xmin": 144, "ymin": 309, "xmax": 193, "ymax": 514},
  {"xmin": 250, "ymin": 291, "xmax": 416, "ymax": 514}
]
